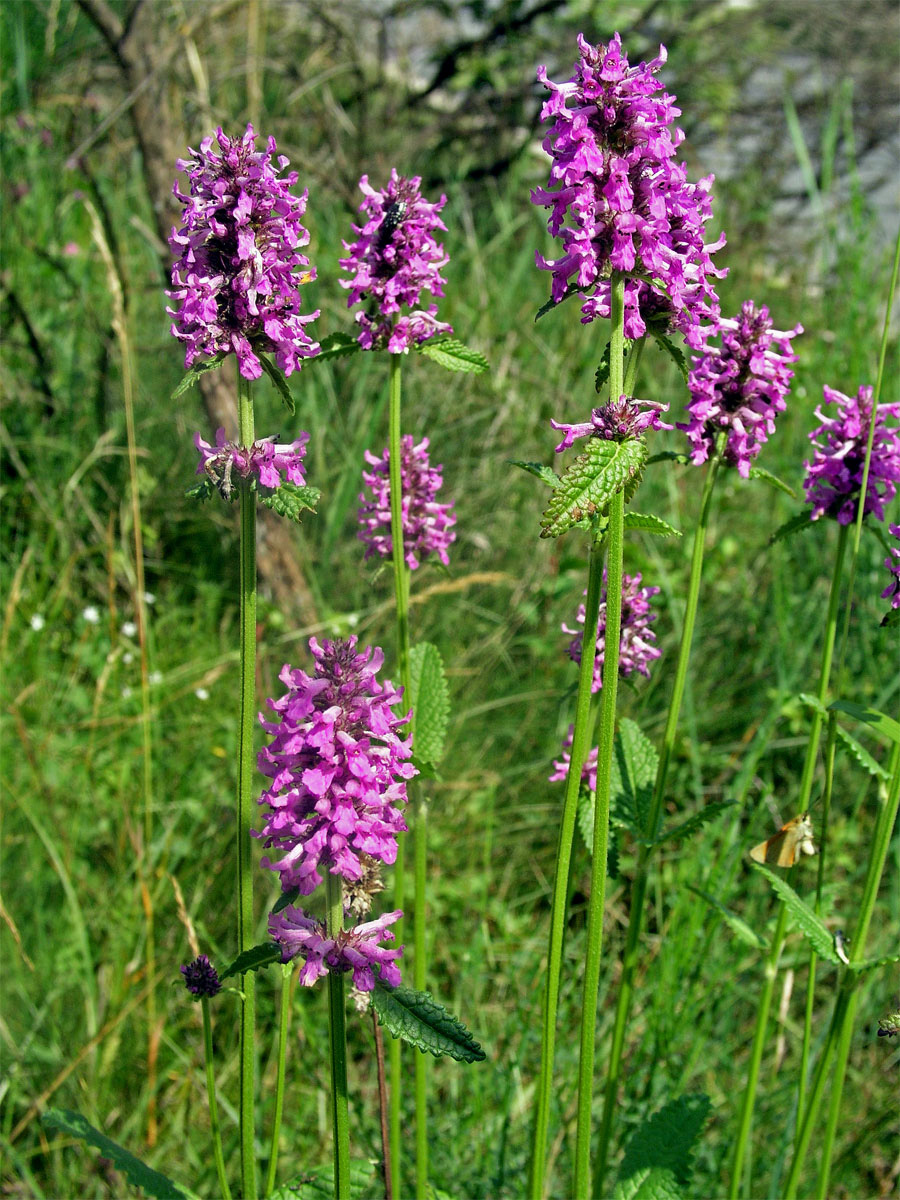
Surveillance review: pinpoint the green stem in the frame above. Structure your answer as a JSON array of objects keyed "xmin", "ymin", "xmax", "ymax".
[
  {"xmin": 237, "ymin": 372, "xmax": 258, "ymax": 1200},
  {"xmin": 265, "ymin": 964, "xmax": 293, "ymax": 1196},
  {"xmin": 326, "ymin": 873, "xmax": 351, "ymax": 1200},
  {"xmin": 202, "ymin": 997, "xmax": 232, "ymax": 1200},
  {"xmin": 595, "ymin": 449, "xmax": 721, "ymax": 1192},
  {"xmin": 414, "ymin": 798, "xmax": 428, "ymax": 1198}
]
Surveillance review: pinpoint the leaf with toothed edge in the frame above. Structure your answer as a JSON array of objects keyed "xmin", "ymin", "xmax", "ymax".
[
  {"xmin": 171, "ymin": 353, "xmax": 227, "ymax": 399},
  {"xmin": 220, "ymin": 942, "xmax": 282, "ymax": 980},
  {"xmin": 616, "ymin": 1094, "xmax": 712, "ymax": 1198},
  {"xmin": 624, "ymin": 512, "xmax": 681, "ymax": 538},
  {"xmin": 540, "ymin": 437, "xmax": 647, "ymax": 539},
  {"xmin": 651, "ymin": 331, "xmax": 689, "ymax": 384},
  {"xmin": 752, "ymin": 864, "xmax": 838, "ymax": 963},
  {"xmin": 827, "ymin": 700, "xmax": 900, "ymax": 744},
  {"xmin": 409, "ymin": 642, "xmax": 449, "ymax": 765},
  {"xmin": 257, "ymin": 352, "xmax": 296, "ymax": 413},
  {"xmin": 258, "ymin": 482, "xmax": 321, "ymax": 524},
  {"xmin": 594, "ymin": 339, "xmax": 634, "ymax": 393},
  {"xmin": 268, "ymin": 1162, "xmax": 377, "ymax": 1199},
  {"xmin": 302, "ymin": 332, "xmax": 362, "ymax": 363},
  {"xmin": 371, "ymin": 981, "xmax": 486, "ymax": 1063},
  {"xmin": 769, "ymin": 509, "xmax": 816, "ymax": 544},
  {"xmin": 687, "ymin": 886, "xmax": 768, "ymax": 950},
  {"xmin": 535, "ymin": 285, "xmax": 582, "ymax": 322},
  {"xmin": 749, "ymin": 466, "xmax": 797, "ymax": 498},
  {"xmin": 509, "ymin": 460, "xmax": 560, "ymax": 488},
  {"xmin": 186, "ymin": 477, "xmax": 216, "ymax": 503},
  {"xmin": 416, "ymin": 337, "xmax": 488, "ymax": 374},
  {"xmin": 647, "ymin": 451, "xmax": 691, "ymax": 467}
]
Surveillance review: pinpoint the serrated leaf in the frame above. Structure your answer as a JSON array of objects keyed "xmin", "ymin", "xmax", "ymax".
[
  {"xmin": 827, "ymin": 701, "xmax": 900, "ymax": 745},
  {"xmin": 646, "ymin": 451, "xmax": 691, "ymax": 467},
  {"xmin": 580, "ymin": 721, "xmax": 657, "ymax": 845},
  {"xmin": 417, "ymin": 337, "xmax": 488, "ymax": 374},
  {"xmin": 410, "ymin": 755, "xmax": 440, "ymax": 780},
  {"xmin": 578, "ymin": 789, "xmax": 622, "ymax": 875},
  {"xmin": 535, "ymin": 285, "xmax": 581, "ymax": 322},
  {"xmin": 834, "ymin": 725, "xmax": 889, "ymax": 780},
  {"xmin": 41, "ymin": 1110, "xmax": 197, "ymax": 1199},
  {"xmin": 624, "ymin": 512, "xmax": 682, "ymax": 538},
  {"xmin": 220, "ymin": 942, "xmax": 282, "ymax": 981},
  {"xmin": 171, "ymin": 354, "xmax": 226, "ymax": 399},
  {"xmin": 769, "ymin": 509, "xmax": 816, "ymax": 544},
  {"xmin": 751, "ymin": 864, "xmax": 839, "ymax": 963},
  {"xmin": 258, "ymin": 353, "xmax": 295, "ymax": 414},
  {"xmin": 881, "ymin": 607, "xmax": 900, "ymax": 628},
  {"xmin": 618, "ymin": 1094, "xmax": 711, "ymax": 1191},
  {"xmin": 540, "ymin": 437, "xmax": 647, "ymax": 539},
  {"xmin": 749, "ymin": 466, "xmax": 797, "ymax": 498},
  {"xmin": 371, "ymin": 981, "xmax": 486, "ymax": 1063},
  {"xmin": 268, "ymin": 1162, "xmax": 375, "ymax": 1199},
  {"xmin": 651, "ymin": 331, "xmax": 689, "ymax": 384},
  {"xmin": 593, "ymin": 339, "xmax": 634, "ymax": 394},
  {"xmin": 849, "ymin": 950, "xmax": 900, "ymax": 972},
  {"xmin": 509, "ymin": 460, "xmax": 559, "ymax": 488},
  {"xmin": 258, "ymin": 482, "xmax": 321, "ymax": 524},
  {"xmin": 613, "ymin": 1165, "xmax": 682, "ymax": 1200},
  {"xmin": 686, "ymin": 886, "xmax": 768, "ymax": 950},
  {"xmin": 304, "ymin": 332, "xmax": 362, "ymax": 363},
  {"xmin": 272, "ymin": 887, "xmax": 300, "ymax": 915},
  {"xmin": 409, "ymin": 642, "xmax": 449, "ymax": 765},
  {"xmin": 655, "ymin": 799, "xmax": 737, "ymax": 846},
  {"xmin": 186, "ymin": 477, "xmax": 216, "ymax": 503}
]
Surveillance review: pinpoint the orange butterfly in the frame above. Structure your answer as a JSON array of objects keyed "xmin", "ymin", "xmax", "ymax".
[{"xmin": 749, "ymin": 811, "xmax": 816, "ymax": 868}]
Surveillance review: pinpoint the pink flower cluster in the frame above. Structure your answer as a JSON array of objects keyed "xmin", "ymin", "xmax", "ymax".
[
  {"xmin": 882, "ymin": 524, "xmax": 900, "ymax": 612},
  {"xmin": 563, "ymin": 571, "xmax": 661, "ymax": 692},
  {"xmin": 339, "ymin": 170, "xmax": 452, "ymax": 352},
  {"xmin": 678, "ymin": 301, "xmax": 802, "ymax": 476},
  {"xmin": 549, "ymin": 726, "xmax": 598, "ymax": 791},
  {"xmin": 168, "ymin": 125, "xmax": 319, "ymax": 381},
  {"xmin": 267, "ymin": 907, "xmax": 403, "ymax": 992},
  {"xmin": 551, "ymin": 396, "xmax": 672, "ymax": 453},
  {"xmin": 358, "ymin": 435, "xmax": 457, "ymax": 570},
  {"xmin": 194, "ymin": 428, "xmax": 308, "ymax": 496},
  {"xmin": 532, "ymin": 32, "xmax": 725, "ymax": 343}
]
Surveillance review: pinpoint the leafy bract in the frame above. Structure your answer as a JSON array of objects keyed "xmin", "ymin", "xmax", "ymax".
[
  {"xmin": 535, "ymin": 285, "xmax": 581, "ymax": 322},
  {"xmin": 272, "ymin": 887, "xmax": 300, "ymax": 914},
  {"xmin": 304, "ymin": 331, "xmax": 362, "ymax": 363},
  {"xmin": 687, "ymin": 886, "xmax": 768, "ymax": 950},
  {"xmin": 258, "ymin": 352, "xmax": 295, "ymax": 413},
  {"xmin": 509, "ymin": 460, "xmax": 560, "ymax": 488},
  {"xmin": 221, "ymin": 941, "xmax": 282, "ymax": 980},
  {"xmin": 186, "ymin": 477, "xmax": 216, "ymax": 503},
  {"xmin": 655, "ymin": 799, "xmax": 737, "ymax": 846},
  {"xmin": 258, "ymin": 482, "xmax": 321, "ymax": 524},
  {"xmin": 409, "ymin": 642, "xmax": 449, "ymax": 765},
  {"xmin": 651, "ymin": 331, "xmax": 688, "ymax": 384},
  {"xmin": 617, "ymin": 1094, "xmax": 711, "ymax": 1194},
  {"xmin": 371, "ymin": 981, "xmax": 486, "ymax": 1063},
  {"xmin": 624, "ymin": 512, "xmax": 681, "ymax": 538},
  {"xmin": 593, "ymin": 338, "xmax": 634, "ymax": 393},
  {"xmin": 417, "ymin": 337, "xmax": 488, "ymax": 374},
  {"xmin": 769, "ymin": 509, "xmax": 816, "ymax": 544},
  {"xmin": 828, "ymin": 701, "xmax": 900, "ymax": 745},
  {"xmin": 170, "ymin": 353, "xmax": 226, "ymax": 399},
  {"xmin": 749, "ymin": 466, "xmax": 796, "ymax": 498},
  {"xmin": 42, "ymin": 1109, "xmax": 197, "ymax": 1199},
  {"xmin": 540, "ymin": 437, "xmax": 647, "ymax": 539},
  {"xmin": 751, "ymin": 863, "xmax": 838, "ymax": 963}
]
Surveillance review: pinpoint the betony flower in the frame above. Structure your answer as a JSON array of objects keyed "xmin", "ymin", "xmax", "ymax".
[
  {"xmin": 256, "ymin": 637, "xmax": 416, "ymax": 896},
  {"xmin": 678, "ymin": 301, "xmax": 802, "ymax": 477},
  {"xmin": 269, "ymin": 906, "xmax": 403, "ymax": 990},
  {"xmin": 564, "ymin": 570, "xmax": 661, "ymax": 692},
  {"xmin": 803, "ymin": 386, "xmax": 900, "ymax": 524},
  {"xmin": 551, "ymin": 396, "xmax": 672, "ymax": 453},
  {"xmin": 180, "ymin": 954, "xmax": 222, "ymax": 998},
  {"xmin": 533, "ymin": 32, "xmax": 726, "ymax": 343},
  {"xmin": 194, "ymin": 427, "xmax": 309, "ymax": 497},
  {"xmin": 168, "ymin": 125, "xmax": 319, "ymax": 381},
  {"xmin": 339, "ymin": 170, "xmax": 452, "ymax": 352},
  {"xmin": 880, "ymin": 523, "xmax": 900, "ymax": 612},
  {"xmin": 358, "ymin": 435, "xmax": 456, "ymax": 570},
  {"xmin": 549, "ymin": 725, "xmax": 598, "ymax": 791}
]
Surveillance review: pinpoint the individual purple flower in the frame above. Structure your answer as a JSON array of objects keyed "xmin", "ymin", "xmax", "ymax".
[
  {"xmin": 168, "ymin": 125, "xmax": 319, "ymax": 381},
  {"xmin": 564, "ymin": 571, "xmax": 661, "ymax": 692},
  {"xmin": 880, "ymin": 523, "xmax": 900, "ymax": 612},
  {"xmin": 803, "ymin": 386, "xmax": 900, "ymax": 525},
  {"xmin": 551, "ymin": 396, "xmax": 672, "ymax": 453},
  {"xmin": 549, "ymin": 725, "xmax": 598, "ymax": 791},
  {"xmin": 269, "ymin": 906, "xmax": 403, "ymax": 991},
  {"xmin": 256, "ymin": 637, "xmax": 416, "ymax": 896},
  {"xmin": 532, "ymin": 33, "xmax": 726, "ymax": 343},
  {"xmin": 194, "ymin": 427, "xmax": 309, "ymax": 497},
  {"xmin": 677, "ymin": 301, "xmax": 802, "ymax": 477},
  {"xmin": 180, "ymin": 954, "xmax": 222, "ymax": 998},
  {"xmin": 339, "ymin": 169, "xmax": 452, "ymax": 352},
  {"xmin": 358, "ymin": 435, "xmax": 456, "ymax": 570}
]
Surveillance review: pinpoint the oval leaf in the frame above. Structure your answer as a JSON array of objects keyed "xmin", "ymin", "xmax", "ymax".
[
  {"xmin": 416, "ymin": 337, "xmax": 488, "ymax": 374},
  {"xmin": 409, "ymin": 642, "xmax": 449, "ymax": 765},
  {"xmin": 509, "ymin": 459, "xmax": 560, "ymax": 488},
  {"xmin": 749, "ymin": 466, "xmax": 796, "ymax": 498},
  {"xmin": 303, "ymin": 332, "xmax": 362, "ymax": 363},
  {"xmin": 624, "ymin": 512, "xmax": 682, "ymax": 538},
  {"xmin": 221, "ymin": 941, "xmax": 282, "ymax": 981},
  {"xmin": 540, "ymin": 437, "xmax": 647, "ymax": 539},
  {"xmin": 171, "ymin": 354, "xmax": 226, "ymax": 399},
  {"xmin": 371, "ymin": 981, "xmax": 486, "ymax": 1063}
]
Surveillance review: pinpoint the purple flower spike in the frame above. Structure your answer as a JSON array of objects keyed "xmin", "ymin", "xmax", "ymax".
[
  {"xmin": 533, "ymin": 33, "xmax": 726, "ymax": 342},
  {"xmin": 358, "ymin": 435, "xmax": 457, "ymax": 570},
  {"xmin": 551, "ymin": 396, "xmax": 672, "ymax": 453},
  {"xmin": 180, "ymin": 954, "xmax": 222, "ymax": 998},
  {"xmin": 168, "ymin": 125, "xmax": 320, "ymax": 381},
  {"xmin": 339, "ymin": 170, "xmax": 452, "ymax": 352},
  {"xmin": 549, "ymin": 725, "xmax": 598, "ymax": 791},
  {"xmin": 803, "ymin": 386, "xmax": 900, "ymax": 525},
  {"xmin": 882, "ymin": 523, "xmax": 900, "ymax": 611},
  {"xmin": 256, "ymin": 637, "xmax": 416, "ymax": 896},
  {"xmin": 195, "ymin": 428, "xmax": 309, "ymax": 496},
  {"xmin": 563, "ymin": 570, "xmax": 661, "ymax": 693},
  {"xmin": 269, "ymin": 905, "xmax": 403, "ymax": 991},
  {"xmin": 678, "ymin": 301, "xmax": 802, "ymax": 477}
]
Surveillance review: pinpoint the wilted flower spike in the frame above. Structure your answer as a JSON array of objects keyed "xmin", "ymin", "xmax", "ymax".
[
  {"xmin": 881, "ymin": 523, "xmax": 900, "ymax": 611},
  {"xmin": 551, "ymin": 396, "xmax": 672, "ymax": 453},
  {"xmin": 678, "ymin": 301, "xmax": 802, "ymax": 477},
  {"xmin": 269, "ymin": 905, "xmax": 403, "ymax": 991},
  {"xmin": 533, "ymin": 32, "xmax": 726, "ymax": 341},
  {"xmin": 180, "ymin": 954, "xmax": 222, "ymax": 998},
  {"xmin": 358, "ymin": 435, "xmax": 457, "ymax": 570},
  {"xmin": 803, "ymin": 386, "xmax": 900, "ymax": 525},
  {"xmin": 168, "ymin": 125, "xmax": 319, "ymax": 380},
  {"xmin": 256, "ymin": 636, "xmax": 416, "ymax": 895},
  {"xmin": 194, "ymin": 428, "xmax": 309, "ymax": 496},
  {"xmin": 564, "ymin": 571, "xmax": 661, "ymax": 692},
  {"xmin": 339, "ymin": 170, "xmax": 452, "ymax": 352}
]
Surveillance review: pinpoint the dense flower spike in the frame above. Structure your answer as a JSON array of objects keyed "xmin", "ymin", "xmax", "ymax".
[
  {"xmin": 194, "ymin": 428, "xmax": 309, "ymax": 497},
  {"xmin": 803, "ymin": 386, "xmax": 900, "ymax": 524},
  {"xmin": 564, "ymin": 571, "xmax": 661, "ymax": 692},
  {"xmin": 339, "ymin": 170, "xmax": 452, "ymax": 352},
  {"xmin": 678, "ymin": 301, "xmax": 802, "ymax": 476},
  {"xmin": 532, "ymin": 32, "xmax": 726, "ymax": 342},
  {"xmin": 269, "ymin": 906, "xmax": 403, "ymax": 990},
  {"xmin": 549, "ymin": 725, "xmax": 598, "ymax": 791},
  {"xmin": 358, "ymin": 435, "xmax": 457, "ymax": 569},
  {"xmin": 256, "ymin": 637, "xmax": 416, "ymax": 896},
  {"xmin": 881, "ymin": 524, "xmax": 900, "ymax": 611},
  {"xmin": 551, "ymin": 396, "xmax": 671, "ymax": 452},
  {"xmin": 168, "ymin": 125, "xmax": 319, "ymax": 380},
  {"xmin": 180, "ymin": 954, "xmax": 222, "ymax": 998}
]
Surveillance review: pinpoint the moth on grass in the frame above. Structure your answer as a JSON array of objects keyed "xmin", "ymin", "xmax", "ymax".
[{"xmin": 749, "ymin": 811, "xmax": 816, "ymax": 868}]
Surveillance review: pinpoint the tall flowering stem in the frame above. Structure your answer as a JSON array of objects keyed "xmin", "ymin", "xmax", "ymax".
[
  {"xmin": 201, "ymin": 996, "xmax": 231, "ymax": 1200},
  {"xmin": 264, "ymin": 964, "xmax": 293, "ymax": 1195},
  {"xmin": 325, "ymin": 872, "xmax": 351, "ymax": 1200}
]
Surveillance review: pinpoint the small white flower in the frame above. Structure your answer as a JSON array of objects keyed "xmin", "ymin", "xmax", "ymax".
[
  {"xmin": 149, "ymin": 670, "xmax": 163, "ymax": 685},
  {"xmin": 30, "ymin": 614, "xmax": 45, "ymax": 631},
  {"xmin": 122, "ymin": 621, "xmax": 137, "ymax": 638},
  {"xmin": 82, "ymin": 606, "xmax": 100, "ymax": 624},
  {"xmin": 123, "ymin": 652, "xmax": 134, "ymax": 665},
  {"xmin": 143, "ymin": 591, "xmax": 156, "ymax": 605},
  {"xmin": 194, "ymin": 687, "xmax": 210, "ymax": 701}
]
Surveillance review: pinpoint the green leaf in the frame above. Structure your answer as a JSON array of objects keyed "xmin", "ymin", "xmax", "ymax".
[
  {"xmin": 417, "ymin": 337, "xmax": 489, "ymax": 374},
  {"xmin": 272, "ymin": 887, "xmax": 300, "ymax": 915},
  {"xmin": 849, "ymin": 950, "xmax": 900, "ymax": 973},
  {"xmin": 509, "ymin": 460, "xmax": 559, "ymax": 488},
  {"xmin": 882, "ymin": 607, "xmax": 900, "ymax": 628},
  {"xmin": 220, "ymin": 942, "xmax": 282, "ymax": 981},
  {"xmin": 751, "ymin": 864, "xmax": 839, "ymax": 963},
  {"xmin": 624, "ymin": 512, "xmax": 682, "ymax": 538},
  {"xmin": 258, "ymin": 482, "xmax": 321, "ymax": 525},
  {"xmin": 540, "ymin": 437, "xmax": 647, "ymax": 539},
  {"xmin": 613, "ymin": 1166, "xmax": 682, "ymax": 1200},
  {"xmin": 41, "ymin": 1109, "xmax": 197, "ymax": 1199},
  {"xmin": 186, "ymin": 477, "xmax": 216, "ymax": 503},
  {"xmin": 827, "ymin": 701, "xmax": 900, "ymax": 745},
  {"xmin": 655, "ymin": 799, "xmax": 737, "ymax": 846},
  {"xmin": 304, "ymin": 332, "xmax": 362, "ymax": 363},
  {"xmin": 834, "ymin": 724, "xmax": 889, "ymax": 780},
  {"xmin": 257, "ymin": 353, "xmax": 295, "ymax": 414},
  {"xmin": 409, "ymin": 642, "xmax": 450, "ymax": 765},
  {"xmin": 617, "ymin": 1094, "xmax": 711, "ymax": 1192},
  {"xmin": 535, "ymin": 285, "xmax": 581, "ymax": 322},
  {"xmin": 749, "ymin": 466, "xmax": 797, "ymax": 498},
  {"xmin": 170, "ymin": 354, "xmax": 226, "ymax": 399},
  {"xmin": 769, "ymin": 509, "xmax": 816, "ymax": 544},
  {"xmin": 686, "ymin": 886, "xmax": 768, "ymax": 950},
  {"xmin": 616, "ymin": 719, "xmax": 658, "ymax": 836},
  {"xmin": 651, "ymin": 331, "xmax": 689, "ymax": 384},
  {"xmin": 646, "ymin": 451, "xmax": 691, "ymax": 467},
  {"xmin": 371, "ymin": 981, "xmax": 486, "ymax": 1063},
  {"xmin": 593, "ymin": 339, "xmax": 634, "ymax": 393},
  {"xmin": 268, "ymin": 1162, "xmax": 376, "ymax": 1199}
]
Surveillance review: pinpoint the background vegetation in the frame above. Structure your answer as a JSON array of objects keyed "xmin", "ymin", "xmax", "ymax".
[{"xmin": 2, "ymin": 1, "xmax": 898, "ymax": 1197}]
